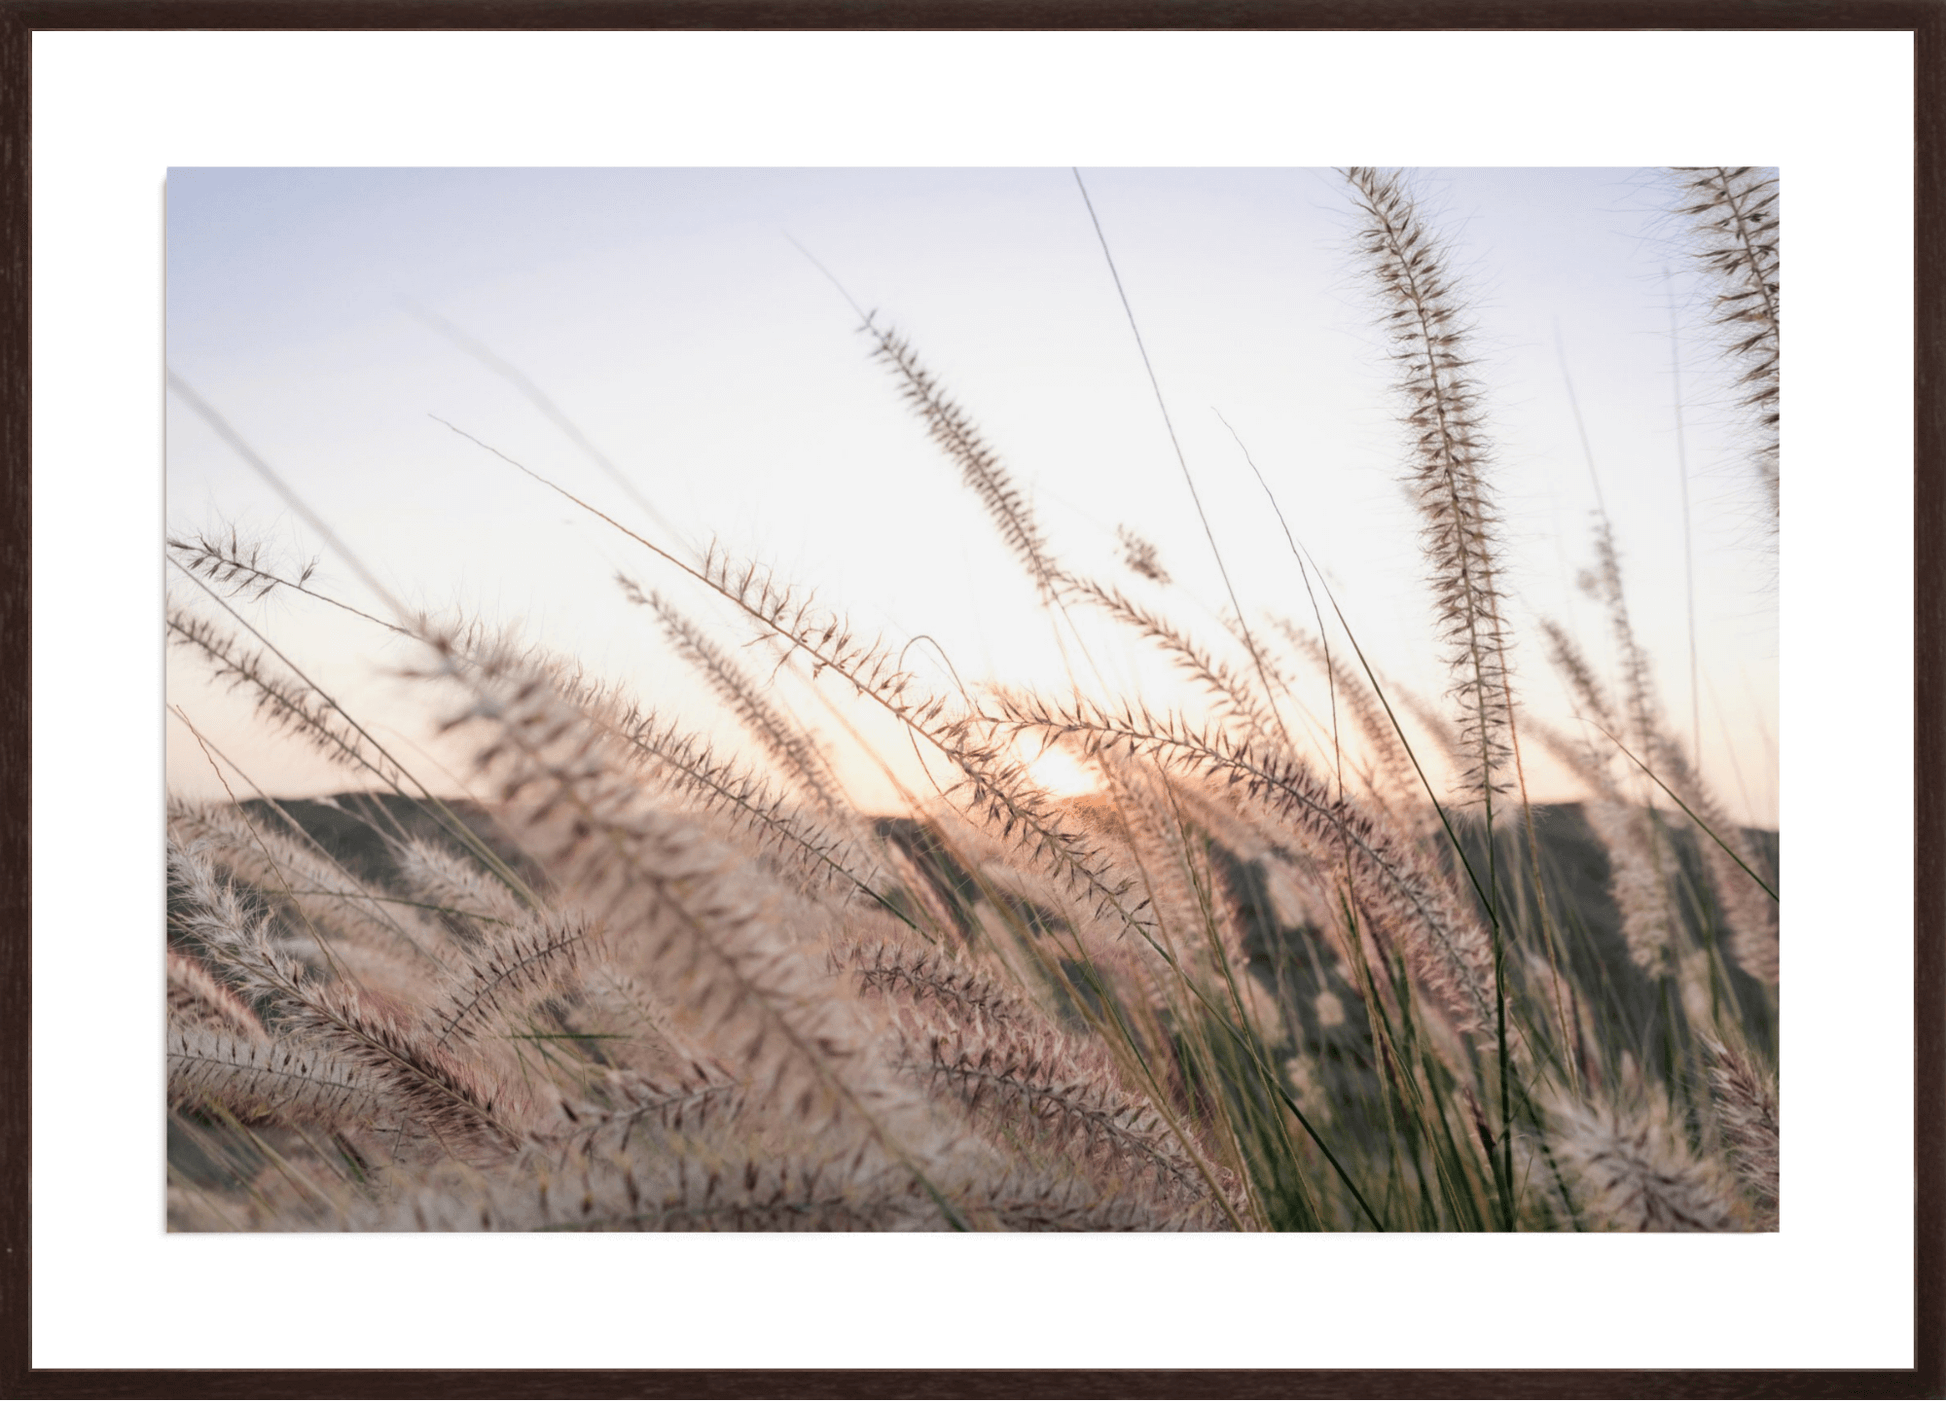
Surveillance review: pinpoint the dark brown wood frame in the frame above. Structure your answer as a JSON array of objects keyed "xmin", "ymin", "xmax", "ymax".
[{"xmin": 0, "ymin": 9, "xmax": 1936, "ymax": 1397}]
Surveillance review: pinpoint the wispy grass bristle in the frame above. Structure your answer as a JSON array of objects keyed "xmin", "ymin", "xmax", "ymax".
[
  {"xmin": 1671, "ymin": 166, "xmax": 1780, "ymax": 521},
  {"xmin": 1343, "ymin": 166, "xmax": 1517, "ymax": 819}
]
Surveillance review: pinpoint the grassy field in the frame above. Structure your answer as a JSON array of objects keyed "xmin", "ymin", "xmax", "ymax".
[{"xmin": 164, "ymin": 166, "xmax": 1779, "ymax": 1232}]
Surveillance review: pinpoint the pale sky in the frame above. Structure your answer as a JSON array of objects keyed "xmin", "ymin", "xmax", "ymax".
[{"xmin": 165, "ymin": 166, "xmax": 1779, "ymax": 824}]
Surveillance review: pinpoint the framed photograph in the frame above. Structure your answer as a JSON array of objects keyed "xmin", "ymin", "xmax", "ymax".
[{"xmin": 8, "ymin": 11, "xmax": 1936, "ymax": 1398}]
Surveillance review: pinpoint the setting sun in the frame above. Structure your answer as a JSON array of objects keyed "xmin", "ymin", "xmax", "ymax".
[{"xmin": 1016, "ymin": 737, "xmax": 1099, "ymax": 798}]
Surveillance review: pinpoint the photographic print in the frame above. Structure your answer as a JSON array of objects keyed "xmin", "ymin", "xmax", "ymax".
[{"xmin": 162, "ymin": 165, "xmax": 1780, "ymax": 1235}]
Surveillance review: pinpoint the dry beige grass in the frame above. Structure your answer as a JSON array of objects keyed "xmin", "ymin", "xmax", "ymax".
[{"xmin": 165, "ymin": 168, "xmax": 1778, "ymax": 1232}]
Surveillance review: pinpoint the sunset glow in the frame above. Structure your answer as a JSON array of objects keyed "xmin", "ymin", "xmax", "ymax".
[{"xmin": 1016, "ymin": 737, "xmax": 1099, "ymax": 799}]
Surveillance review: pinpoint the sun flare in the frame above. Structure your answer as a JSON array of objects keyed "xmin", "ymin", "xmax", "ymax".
[{"xmin": 1016, "ymin": 738, "xmax": 1098, "ymax": 798}]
